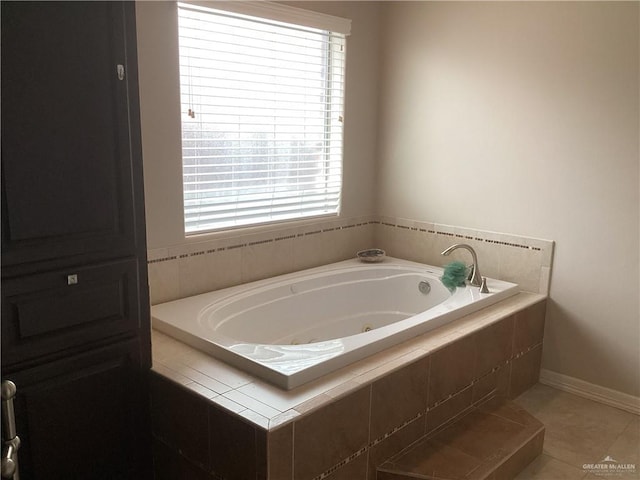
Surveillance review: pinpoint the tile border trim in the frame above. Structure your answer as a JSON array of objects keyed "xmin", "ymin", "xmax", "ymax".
[
  {"xmin": 147, "ymin": 216, "xmax": 554, "ymax": 265},
  {"xmin": 147, "ymin": 218, "xmax": 376, "ymax": 265},
  {"xmin": 377, "ymin": 218, "xmax": 550, "ymax": 252}
]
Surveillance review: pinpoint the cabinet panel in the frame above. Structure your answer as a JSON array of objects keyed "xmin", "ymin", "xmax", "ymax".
[
  {"xmin": 2, "ymin": 259, "xmax": 141, "ymax": 368},
  {"xmin": 7, "ymin": 340, "xmax": 150, "ymax": 480},
  {"xmin": 1, "ymin": 1, "xmax": 139, "ymax": 268},
  {"xmin": 0, "ymin": 2, "xmax": 152, "ymax": 478}
]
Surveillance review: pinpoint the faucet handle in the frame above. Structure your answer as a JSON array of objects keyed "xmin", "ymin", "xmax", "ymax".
[
  {"xmin": 480, "ymin": 277, "xmax": 489, "ymax": 294},
  {"xmin": 467, "ymin": 264, "xmax": 475, "ymax": 281}
]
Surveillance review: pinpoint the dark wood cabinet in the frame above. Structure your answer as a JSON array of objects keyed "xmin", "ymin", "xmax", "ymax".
[
  {"xmin": 1, "ymin": 1, "xmax": 142, "ymax": 272},
  {"xmin": 10, "ymin": 341, "xmax": 146, "ymax": 480},
  {"xmin": 1, "ymin": 2, "xmax": 151, "ymax": 479}
]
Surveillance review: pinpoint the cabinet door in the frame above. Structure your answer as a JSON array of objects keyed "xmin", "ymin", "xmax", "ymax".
[
  {"xmin": 5, "ymin": 340, "xmax": 151, "ymax": 480},
  {"xmin": 1, "ymin": 1, "xmax": 142, "ymax": 270},
  {"xmin": 1, "ymin": 258, "xmax": 143, "ymax": 369}
]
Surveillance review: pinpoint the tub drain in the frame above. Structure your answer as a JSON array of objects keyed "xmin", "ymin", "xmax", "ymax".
[
  {"xmin": 362, "ymin": 325, "xmax": 372, "ymax": 333},
  {"xmin": 418, "ymin": 280, "xmax": 431, "ymax": 294}
]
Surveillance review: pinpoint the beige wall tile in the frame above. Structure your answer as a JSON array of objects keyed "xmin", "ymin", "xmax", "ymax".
[
  {"xmin": 469, "ymin": 238, "xmax": 502, "ymax": 282},
  {"xmin": 293, "ymin": 231, "xmax": 340, "ymax": 271},
  {"xmin": 366, "ymin": 416, "xmax": 425, "ymax": 480},
  {"xmin": 433, "ymin": 409, "xmax": 531, "ymax": 461},
  {"xmin": 241, "ymin": 237, "xmax": 294, "ymax": 283},
  {"xmin": 509, "ymin": 345, "xmax": 543, "ymax": 399},
  {"xmin": 370, "ymin": 357, "xmax": 429, "ymax": 440},
  {"xmin": 293, "ymin": 223, "xmax": 373, "ymax": 270},
  {"xmin": 324, "ymin": 453, "xmax": 369, "ymax": 480},
  {"xmin": 335, "ymin": 222, "xmax": 375, "ymax": 260},
  {"xmin": 430, "ymin": 233, "xmax": 460, "ymax": 268},
  {"xmin": 428, "ymin": 334, "xmax": 477, "ymax": 406},
  {"xmin": 178, "ymin": 248, "xmax": 242, "ymax": 298},
  {"xmin": 426, "ymin": 386, "xmax": 472, "ymax": 434},
  {"xmin": 208, "ymin": 405, "xmax": 265, "ymax": 479},
  {"xmin": 382, "ymin": 225, "xmax": 426, "ymax": 263},
  {"xmin": 148, "ymin": 259, "xmax": 180, "ymax": 305},
  {"xmin": 354, "ymin": 349, "xmax": 427, "ymax": 386},
  {"xmin": 149, "ymin": 219, "xmax": 373, "ymax": 303},
  {"xmin": 539, "ymin": 266, "xmax": 552, "ymax": 295},
  {"xmin": 513, "ymin": 301, "xmax": 547, "ymax": 354},
  {"xmin": 499, "ymin": 246, "xmax": 543, "ymax": 294},
  {"xmin": 380, "ymin": 437, "xmax": 482, "ymax": 479},
  {"xmin": 293, "ymin": 386, "xmax": 371, "ymax": 480},
  {"xmin": 474, "ymin": 316, "xmax": 514, "ymax": 377},
  {"xmin": 476, "ymin": 395, "xmax": 542, "ymax": 428},
  {"xmin": 493, "ymin": 430, "xmax": 545, "ymax": 479},
  {"xmin": 472, "ymin": 365, "xmax": 510, "ymax": 404},
  {"xmin": 268, "ymin": 424, "xmax": 293, "ymax": 480},
  {"xmin": 147, "ymin": 247, "xmax": 169, "ymax": 262}
]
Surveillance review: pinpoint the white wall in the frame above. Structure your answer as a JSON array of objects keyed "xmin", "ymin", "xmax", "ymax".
[
  {"xmin": 377, "ymin": 2, "xmax": 640, "ymax": 396},
  {"xmin": 135, "ymin": 1, "xmax": 382, "ymax": 250}
]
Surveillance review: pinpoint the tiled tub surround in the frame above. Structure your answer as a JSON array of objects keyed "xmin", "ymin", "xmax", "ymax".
[
  {"xmin": 147, "ymin": 215, "xmax": 376, "ymax": 305},
  {"xmin": 373, "ymin": 217, "xmax": 554, "ymax": 296},
  {"xmin": 150, "ymin": 293, "xmax": 547, "ymax": 480},
  {"xmin": 146, "ymin": 215, "xmax": 554, "ymax": 305}
]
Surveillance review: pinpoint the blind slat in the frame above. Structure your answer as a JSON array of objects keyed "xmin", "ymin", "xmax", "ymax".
[
  {"xmin": 185, "ymin": 194, "xmax": 342, "ymax": 224},
  {"xmin": 185, "ymin": 199, "xmax": 342, "ymax": 228},
  {"xmin": 183, "ymin": 157, "xmax": 333, "ymax": 166},
  {"xmin": 184, "ymin": 170, "xmax": 342, "ymax": 182},
  {"xmin": 185, "ymin": 192, "xmax": 342, "ymax": 215},
  {"xmin": 184, "ymin": 180, "xmax": 342, "ymax": 196}
]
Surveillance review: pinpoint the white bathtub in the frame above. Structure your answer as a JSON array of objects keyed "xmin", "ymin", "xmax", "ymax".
[{"xmin": 152, "ymin": 257, "xmax": 519, "ymax": 389}]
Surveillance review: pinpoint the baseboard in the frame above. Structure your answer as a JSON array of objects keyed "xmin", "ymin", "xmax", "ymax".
[{"xmin": 539, "ymin": 369, "xmax": 640, "ymax": 415}]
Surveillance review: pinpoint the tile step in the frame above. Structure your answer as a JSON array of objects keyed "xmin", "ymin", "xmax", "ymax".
[{"xmin": 377, "ymin": 397, "xmax": 545, "ymax": 480}]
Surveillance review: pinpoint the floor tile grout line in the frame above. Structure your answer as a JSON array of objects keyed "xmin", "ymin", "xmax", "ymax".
[
  {"xmin": 536, "ymin": 452, "xmax": 592, "ymax": 478},
  {"xmin": 598, "ymin": 414, "xmax": 638, "ymax": 468}
]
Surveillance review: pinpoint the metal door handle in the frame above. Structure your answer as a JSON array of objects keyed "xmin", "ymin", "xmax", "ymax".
[{"xmin": 1, "ymin": 381, "xmax": 20, "ymax": 479}]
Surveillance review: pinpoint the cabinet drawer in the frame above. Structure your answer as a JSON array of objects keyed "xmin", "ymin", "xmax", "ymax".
[{"xmin": 2, "ymin": 258, "xmax": 142, "ymax": 367}]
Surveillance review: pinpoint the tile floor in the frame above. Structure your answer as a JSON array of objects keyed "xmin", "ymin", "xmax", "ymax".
[{"xmin": 514, "ymin": 384, "xmax": 639, "ymax": 479}]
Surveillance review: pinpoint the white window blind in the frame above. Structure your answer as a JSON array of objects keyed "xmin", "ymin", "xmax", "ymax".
[{"xmin": 177, "ymin": 3, "xmax": 348, "ymax": 234}]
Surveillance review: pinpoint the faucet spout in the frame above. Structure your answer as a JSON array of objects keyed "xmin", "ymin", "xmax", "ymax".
[{"xmin": 441, "ymin": 243, "xmax": 483, "ymax": 287}]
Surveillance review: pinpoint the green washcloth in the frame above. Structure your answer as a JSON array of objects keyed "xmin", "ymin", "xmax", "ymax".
[{"xmin": 441, "ymin": 261, "xmax": 468, "ymax": 291}]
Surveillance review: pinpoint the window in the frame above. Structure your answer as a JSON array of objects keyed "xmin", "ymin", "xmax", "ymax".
[{"xmin": 177, "ymin": 3, "xmax": 349, "ymax": 234}]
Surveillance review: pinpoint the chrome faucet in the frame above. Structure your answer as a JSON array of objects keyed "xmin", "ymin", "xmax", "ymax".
[{"xmin": 441, "ymin": 243, "xmax": 486, "ymax": 290}]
